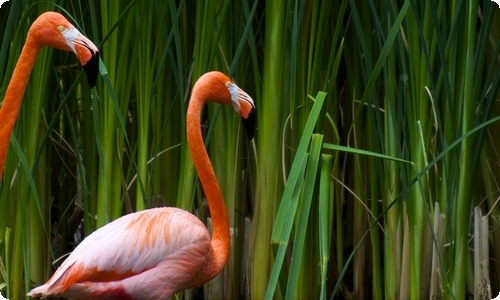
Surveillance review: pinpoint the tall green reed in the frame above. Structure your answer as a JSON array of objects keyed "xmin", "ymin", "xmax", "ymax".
[{"xmin": 250, "ymin": 0, "xmax": 286, "ymax": 297}]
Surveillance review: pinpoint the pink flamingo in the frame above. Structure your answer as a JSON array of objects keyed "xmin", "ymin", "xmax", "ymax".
[
  {"xmin": 27, "ymin": 71, "xmax": 256, "ymax": 299},
  {"xmin": 0, "ymin": 12, "xmax": 98, "ymax": 180}
]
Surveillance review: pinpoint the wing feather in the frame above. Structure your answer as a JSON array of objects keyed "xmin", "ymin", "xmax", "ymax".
[{"xmin": 41, "ymin": 207, "xmax": 210, "ymax": 293}]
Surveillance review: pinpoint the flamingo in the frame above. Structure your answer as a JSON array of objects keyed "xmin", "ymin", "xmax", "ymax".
[
  {"xmin": 0, "ymin": 11, "xmax": 99, "ymax": 180},
  {"xmin": 27, "ymin": 71, "xmax": 256, "ymax": 299}
]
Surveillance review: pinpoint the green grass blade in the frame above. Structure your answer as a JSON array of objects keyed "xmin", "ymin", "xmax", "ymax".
[
  {"xmin": 318, "ymin": 154, "xmax": 332, "ymax": 300},
  {"xmin": 286, "ymin": 134, "xmax": 323, "ymax": 299}
]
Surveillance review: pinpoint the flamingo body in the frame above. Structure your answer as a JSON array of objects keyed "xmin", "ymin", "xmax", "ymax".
[
  {"xmin": 29, "ymin": 208, "xmax": 212, "ymax": 299},
  {"xmin": 28, "ymin": 71, "xmax": 256, "ymax": 299}
]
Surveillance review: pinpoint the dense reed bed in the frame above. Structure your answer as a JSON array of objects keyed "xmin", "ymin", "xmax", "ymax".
[{"xmin": 1, "ymin": 1, "xmax": 500, "ymax": 299}]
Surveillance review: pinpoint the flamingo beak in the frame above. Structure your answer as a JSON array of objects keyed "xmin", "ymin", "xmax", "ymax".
[
  {"xmin": 240, "ymin": 104, "xmax": 256, "ymax": 140},
  {"xmin": 62, "ymin": 27, "xmax": 99, "ymax": 88},
  {"xmin": 227, "ymin": 82, "xmax": 256, "ymax": 140},
  {"xmin": 80, "ymin": 45, "xmax": 99, "ymax": 88}
]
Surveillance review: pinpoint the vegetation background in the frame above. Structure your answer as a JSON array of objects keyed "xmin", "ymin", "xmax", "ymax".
[{"xmin": 1, "ymin": 0, "xmax": 500, "ymax": 299}]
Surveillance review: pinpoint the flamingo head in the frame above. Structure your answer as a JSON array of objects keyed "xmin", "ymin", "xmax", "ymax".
[
  {"xmin": 194, "ymin": 71, "xmax": 256, "ymax": 140},
  {"xmin": 29, "ymin": 12, "xmax": 99, "ymax": 88}
]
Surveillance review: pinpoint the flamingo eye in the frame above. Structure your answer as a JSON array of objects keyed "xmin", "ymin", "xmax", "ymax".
[
  {"xmin": 57, "ymin": 25, "xmax": 65, "ymax": 32},
  {"xmin": 225, "ymin": 81, "xmax": 231, "ymax": 88}
]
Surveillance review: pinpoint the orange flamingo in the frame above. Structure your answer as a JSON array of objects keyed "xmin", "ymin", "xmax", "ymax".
[
  {"xmin": 28, "ymin": 71, "xmax": 256, "ymax": 299},
  {"xmin": 0, "ymin": 11, "xmax": 98, "ymax": 181}
]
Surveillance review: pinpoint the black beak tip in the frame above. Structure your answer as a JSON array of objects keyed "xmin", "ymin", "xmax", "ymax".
[
  {"xmin": 83, "ymin": 51, "xmax": 99, "ymax": 88},
  {"xmin": 241, "ymin": 107, "xmax": 256, "ymax": 140}
]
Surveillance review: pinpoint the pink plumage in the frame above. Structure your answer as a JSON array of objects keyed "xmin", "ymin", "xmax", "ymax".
[{"xmin": 29, "ymin": 208, "xmax": 212, "ymax": 299}]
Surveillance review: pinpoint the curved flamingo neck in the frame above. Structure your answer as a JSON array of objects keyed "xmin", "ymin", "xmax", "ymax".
[
  {"xmin": 0, "ymin": 35, "xmax": 41, "ymax": 180},
  {"xmin": 186, "ymin": 89, "xmax": 230, "ymax": 280}
]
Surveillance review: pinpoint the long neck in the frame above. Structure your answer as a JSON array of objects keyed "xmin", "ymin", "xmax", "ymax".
[
  {"xmin": 186, "ymin": 93, "xmax": 230, "ymax": 279},
  {"xmin": 0, "ymin": 34, "xmax": 41, "ymax": 180}
]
